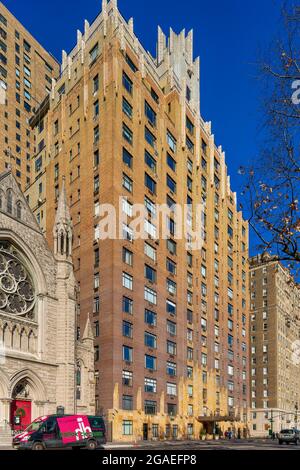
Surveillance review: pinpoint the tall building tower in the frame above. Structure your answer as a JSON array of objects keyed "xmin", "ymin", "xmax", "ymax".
[
  {"xmin": 249, "ymin": 255, "xmax": 300, "ymax": 436},
  {"xmin": 26, "ymin": 0, "xmax": 249, "ymax": 442},
  {"xmin": 0, "ymin": 2, "xmax": 59, "ymax": 190}
]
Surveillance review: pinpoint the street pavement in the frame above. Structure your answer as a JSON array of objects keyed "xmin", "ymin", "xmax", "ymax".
[{"xmin": 104, "ymin": 438, "xmax": 300, "ymax": 450}]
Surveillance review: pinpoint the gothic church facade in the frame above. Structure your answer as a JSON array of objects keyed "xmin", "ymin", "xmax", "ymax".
[{"xmin": 0, "ymin": 170, "xmax": 95, "ymax": 435}]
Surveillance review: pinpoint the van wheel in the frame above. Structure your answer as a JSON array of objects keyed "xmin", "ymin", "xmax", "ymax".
[
  {"xmin": 32, "ymin": 442, "xmax": 44, "ymax": 451},
  {"xmin": 279, "ymin": 441, "xmax": 283, "ymax": 445},
  {"xmin": 86, "ymin": 440, "xmax": 97, "ymax": 451}
]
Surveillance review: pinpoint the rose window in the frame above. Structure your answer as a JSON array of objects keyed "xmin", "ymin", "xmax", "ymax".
[{"xmin": 0, "ymin": 243, "xmax": 36, "ymax": 317}]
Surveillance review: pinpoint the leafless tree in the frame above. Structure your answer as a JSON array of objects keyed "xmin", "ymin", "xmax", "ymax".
[{"xmin": 242, "ymin": 3, "xmax": 300, "ymax": 271}]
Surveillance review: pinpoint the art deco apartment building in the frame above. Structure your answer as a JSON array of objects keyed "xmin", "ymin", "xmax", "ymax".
[
  {"xmin": 0, "ymin": 2, "xmax": 59, "ymax": 189},
  {"xmin": 249, "ymin": 255, "xmax": 300, "ymax": 436},
  {"xmin": 26, "ymin": 0, "xmax": 249, "ymax": 441}
]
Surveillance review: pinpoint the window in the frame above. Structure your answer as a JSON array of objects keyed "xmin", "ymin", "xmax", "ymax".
[
  {"xmin": 93, "ymin": 296, "xmax": 100, "ymax": 314},
  {"xmin": 167, "ymin": 340, "xmax": 177, "ymax": 356},
  {"xmin": 144, "ymin": 196, "xmax": 156, "ymax": 218},
  {"xmin": 167, "ymin": 153, "xmax": 176, "ymax": 172},
  {"xmin": 145, "ymin": 264, "xmax": 156, "ymax": 283},
  {"xmin": 145, "ymin": 377, "xmax": 157, "ymax": 393},
  {"xmin": 145, "ymin": 173, "xmax": 156, "ymax": 194},
  {"xmin": 123, "ymin": 296, "xmax": 133, "ymax": 315},
  {"xmin": 122, "ymin": 198, "xmax": 133, "ymax": 217},
  {"xmin": 166, "ymin": 300, "xmax": 176, "ymax": 316},
  {"xmin": 145, "ymin": 127, "xmax": 156, "ymax": 148},
  {"xmin": 94, "ymin": 100, "xmax": 99, "ymax": 117},
  {"xmin": 145, "ymin": 286, "xmax": 157, "ymax": 305},
  {"xmin": 125, "ymin": 54, "xmax": 138, "ymax": 72},
  {"xmin": 145, "ymin": 101, "xmax": 156, "ymax": 127},
  {"xmin": 123, "ymin": 321, "xmax": 133, "ymax": 338},
  {"xmin": 145, "ymin": 355, "xmax": 156, "ymax": 371},
  {"xmin": 0, "ymin": 27, "xmax": 7, "ymax": 40},
  {"xmin": 145, "ymin": 400, "xmax": 157, "ymax": 415},
  {"xmin": 0, "ymin": 64, "xmax": 7, "ymax": 78},
  {"xmin": 186, "ymin": 116, "xmax": 194, "ymax": 134},
  {"xmin": 24, "ymin": 101, "xmax": 31, "ymax": 113},
  {"xmin": 123, "ymin": 123, "xmax": 133, "ymax": 144},
  {"xmin": 94, "ymin": 273, "xmax": 100, "ymax": 290},
  {"xmin": 166, "ymin": 258, "xmax": 176, "ymax": 275},
  {"xmin": 167, "ymin": 383, "xmax": 177, "ymax": 397},
  {"xmin": 123, "ymin": 272, "xmax": 133, "ymax": 290},
  {"xmin": 0, "ymin": 40, "xmax": 6, "ymax": 53},
  {"xmin": 167, "ymin": 361, "xmax": 177, "ymax": 376},
  {"xmin": 145, "ymin": 332, "xmax": 157, "ymax": 349},
  {"xmin": 24, "ymin": 65, "xmax": 31, "ymax": 77},
  {"xmin": 123, "ymin": 345, "xmax": 133, "ymax": 363},
  {"xmin": 24, "ymin": 77, "xmax": 31, "ymax": 89},
  {"xmin": 167, "ymin": 278, "xmax": 176, "ymax": 295},
  {"xmin": 23, "ymin": 40, "xmax": 31, "ymax": 53},
  {"xmin": 94, "ymin": 345, "xmax": 100, "ymax": 362},
  {"xmin": 122, "ymin": 97, "xmax": 132, "ymax": 118},
  {"xmin": 93, "ymin": 74, "xmax": 99, "ymax": 93},
  {"xmin": 123, "ymin": 223, "xmax": 133, "ymax": 242},
  {"xmin": 94, "ymin": 248, "xmax": 100, "ymax": 267},
  {"xmin": 94, "ymin": 175, "xmax": 100, "ymax": 194},
  {"xmin": 167, "ymin": 175, "xmax": 176, "ymax": 194},
  {"xmin": 123, "ymin": 147, "xmax": 133, "ymax": 168},
  {"xmin": 123, "ymin": 72, "xmax": 133, "ymax": 94},
  {"xmin": 167, "ymin": 131, "xmax": 177, "ymax": 152},
  {"xmin": 94, "ymin": 125, "xmax": 100, "ymax": 144},
  {"xmin": 123, "ymin": 370, "xmax": 133, "ymax": 387},
  {"xmin": 89, "ymin": 43, "xmax": 99, "ymax": 63},
  {"xmin": 123, "ymin": 173, "xmax": 133, "ymax": 193},
  {"xmin": 144, "ymin": 242, "xmax": 156, "ymax": 262},
  {"xmin": 122, "ymin": 395, "xmax": 133, "ymax": 410},
  {"xmin": 167, "ymin": 239, "xmax": 176, "ymax": 255},
  {"xmin": 151, "ymin": 88, "xmax": 159, "ymax": 103},
  {"xmin": 123, "ymin": 420, "xmax": 133, "ymax": 436},
  {"xmin": 145, "ymin": 309, "xmax": 157, "ymax": 327},
  {"xmin": 167, "ymin": 320, "xmax": 176, "ymax": 336},
  {"xmin": 186, "ymin": 136, "xmax": 194, "ymax": 154},
  {"xmin": 123, "ymin": 248, "xmax": 133, "ymax": 266},
  {"xmin": 0, "ymin": 13, "xmax": 7, "ymax": 26},
  {"xmin": 145, "ymin": 150, "xmax": 156, "ymax": 173}
]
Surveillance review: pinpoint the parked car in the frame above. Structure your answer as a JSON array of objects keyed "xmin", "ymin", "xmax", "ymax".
[
  {"xmin": 12, "ymin": 414, "xmax": 106, "ymax": 450},
  {"xmin": 278, "ymin": 428, "xmax": 299, "ymax": 445}
]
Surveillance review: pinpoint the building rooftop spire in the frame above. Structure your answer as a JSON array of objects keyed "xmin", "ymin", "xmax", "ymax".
[
  {"xmin": 54, "ymin": 176, "xmax": 71, "ymax": 228},
  {"xmin": 53, "ymin": 177, "xmax": 73, "ymax": 257}
]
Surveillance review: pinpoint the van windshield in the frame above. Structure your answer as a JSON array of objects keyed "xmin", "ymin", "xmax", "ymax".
[{"xmin": 25, "ymin": 420, "xmax": 44, "ymax": 432}]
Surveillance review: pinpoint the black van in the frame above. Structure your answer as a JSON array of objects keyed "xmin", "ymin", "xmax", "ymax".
[{"xmin": 12, "ymin": 414, "xmax": 106, "ymax": 450}]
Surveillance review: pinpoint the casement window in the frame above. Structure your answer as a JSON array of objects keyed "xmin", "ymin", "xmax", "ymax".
[
  {"xmin": 89, "ymin": 43, "xmax": 99, "ymax": 63},
  {"xmin": 144, "ymin": 286, "xmax": 157, "ymax": 305},
  {"xmin": 145, "ymin": 101, "xmax": 157, "ymax": 127},
  {"xmin": 122, "ymin": 272, "xmax": 133, "ymax": 290},
  {"xmin": 167, "ymin": 130, "xmax": 177, "ymax": 152},
  {"xmin": 122, "ymin": 72, "xmax": 133, "ymax": 94}
]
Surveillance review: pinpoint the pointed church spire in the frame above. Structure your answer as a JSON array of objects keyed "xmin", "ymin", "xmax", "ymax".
[
  {"xmin": 82, "ymin": 314, "xmax": 94, "ymax": 342},
  {"xmin": 53, "ymin": 177, "xmax": 73, "ymax": 258}
]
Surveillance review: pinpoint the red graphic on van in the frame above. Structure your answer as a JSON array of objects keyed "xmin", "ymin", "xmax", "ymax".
[{"xmin": 57, "ymin": 416, "xmax": 92, "ymax": 444}]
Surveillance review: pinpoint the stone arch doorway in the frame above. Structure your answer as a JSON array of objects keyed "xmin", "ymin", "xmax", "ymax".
[
  {"xmin": 10, "ymin": 379, "xmax": 32, "ymax": 431},
  {"xmin": 9, "ymin": 370, "xmax": 47, "ymax": 431}
]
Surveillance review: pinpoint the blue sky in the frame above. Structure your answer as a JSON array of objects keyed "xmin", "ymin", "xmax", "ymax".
[{"xmin": 3, "ymin": 0, "xmax": 283, "ymax": 251}]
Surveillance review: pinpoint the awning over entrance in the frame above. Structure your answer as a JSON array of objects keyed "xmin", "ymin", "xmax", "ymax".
[{"xmin": 197, "ymin": 415, "xmax": 240, "ymax": 423}]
